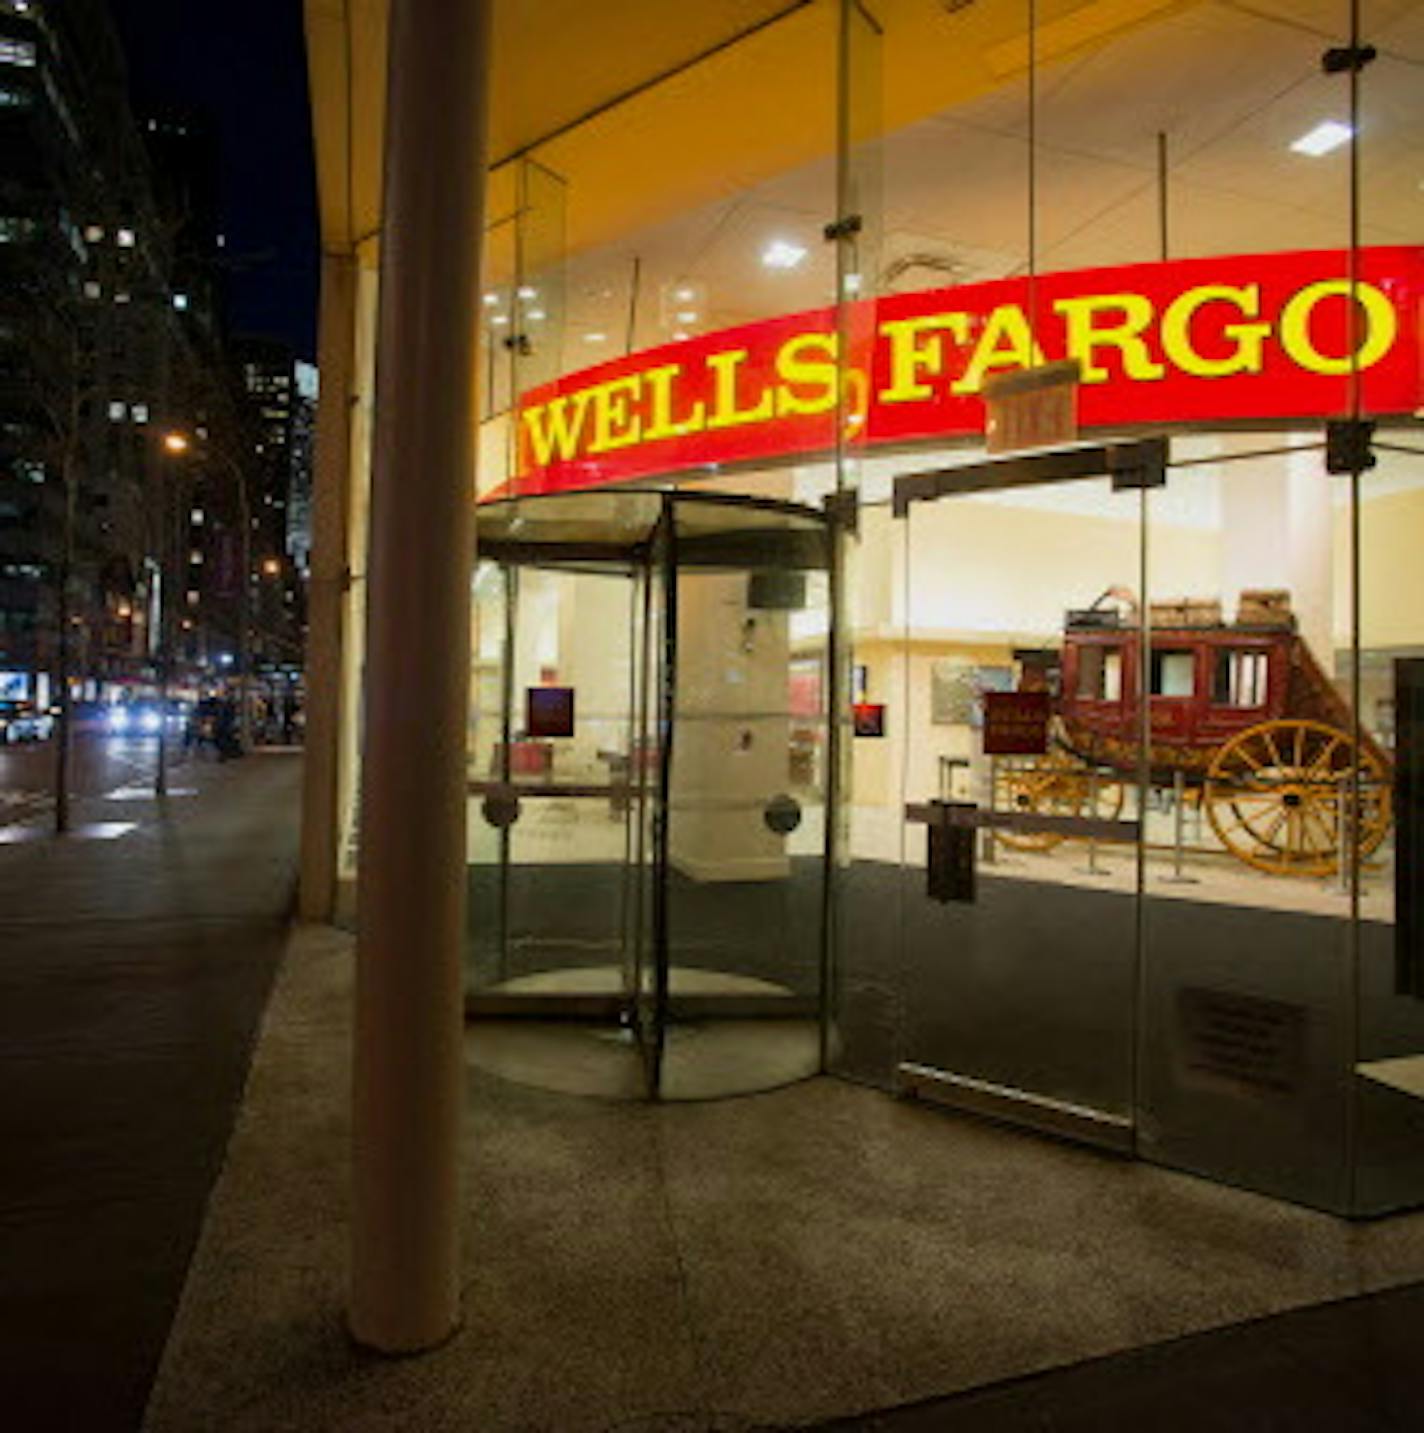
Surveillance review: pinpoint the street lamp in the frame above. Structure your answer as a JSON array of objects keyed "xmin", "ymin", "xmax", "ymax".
[{"xmin": 163, "ymin": 428, "xmax": 255, "ymax": 750}]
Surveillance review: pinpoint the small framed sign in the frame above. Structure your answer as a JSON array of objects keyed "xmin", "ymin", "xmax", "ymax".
[
  {"xmin": 526, "ymin": 686, "xmax": 575, "ymax": 739},
  {"xmin": 852, "ymin": 702, "xmax": 885, "ymax": 738},
  {"xmin": 982, "ymin": 690, "xmax": 1050, "ymax": 755}
]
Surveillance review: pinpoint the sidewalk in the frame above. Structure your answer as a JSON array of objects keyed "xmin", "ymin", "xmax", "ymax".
[{"xmin": 0, "ymin": 750, "xmax": 302, "ymax": 1432}]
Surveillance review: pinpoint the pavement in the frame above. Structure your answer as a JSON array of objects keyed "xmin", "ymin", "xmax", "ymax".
[{"xmin": 0, "ymin": 742, "xmax": 302, "ymax": 1432}]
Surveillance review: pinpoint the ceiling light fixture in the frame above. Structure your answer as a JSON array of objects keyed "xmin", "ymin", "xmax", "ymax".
[
  {"xmin": 1290, "ymin": 120, "xmax": 1353, "ymax": 157},
  {"xmin": 762, "ymin": 240, "xmax": 808, "ymax": 270},
  {"xmin": 584, "ymin": 331, "xmax": 607, "ymax": 343},
  {"xmin": 516, "ymin": 285, "xmax": 537, "ymax": 300},
  {"xmin": 482, "ymin": 292, "xmax": 499, "ymax": 306},
  {"xmin": 675, "ymin": 310, "xmax": 698, "ymax": 324}
]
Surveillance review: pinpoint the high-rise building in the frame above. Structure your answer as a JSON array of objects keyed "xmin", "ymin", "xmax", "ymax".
[
  {"xmin": 286, "ymin": 359, "xmax": 317, "ymax": 576},
  {"xmin": 0, "ymin": 0, "xmax": 223, "ymax": 702}
]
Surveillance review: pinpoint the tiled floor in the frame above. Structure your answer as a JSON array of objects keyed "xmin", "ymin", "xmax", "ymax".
[{"xmin": 147, "ymin": 919, "xmax": 1424, "ymax": 1432}]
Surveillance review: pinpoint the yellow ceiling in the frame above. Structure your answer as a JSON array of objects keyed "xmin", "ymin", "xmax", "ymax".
[{"xmin": 305, "ymin": 0, "xmax": 1201, "ymax": 269}]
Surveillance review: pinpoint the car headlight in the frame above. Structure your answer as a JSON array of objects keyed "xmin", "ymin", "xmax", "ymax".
[
  {"xmin": 108, "ymin": 708, "xmax": 130, "ymax": 733},
  {"xmin": 140, "ymin": 710, "xmax": 161, "ymax": 734}
]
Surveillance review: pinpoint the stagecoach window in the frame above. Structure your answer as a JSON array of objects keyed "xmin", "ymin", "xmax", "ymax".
[
  {"xmin": 1212, "ymin": 649, "xmax": 1268, "ymax": 707},
  {"xmin": 1150, "ymin": 649, "xmax": 1195, "ymax": 697},
  {"xmin": 1077, "ymin": 646, "xmax": 1122, "ymax": 701}
]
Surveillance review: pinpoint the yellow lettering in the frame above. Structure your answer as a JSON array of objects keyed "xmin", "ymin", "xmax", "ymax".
[
  {"xmin": 642, "ymin": 363, "xmax": 706, "ymax": 441},
  {"xmin": 706, "ymin": 349, "xmax": 775, "ymax": 429},
  {"xmin": 775, "ymin": 332, "xmax": 839, "ymax": 417},
  {"xmin": 520, "ymin": 391, "xmax": 595, "ymax": 467},
  {"xmin": 1054, "ymin": 292, "xmax": 1165, "ymax": 382},
  {"xmin": 1160, "ymin": 285, "xmax": 1270, "ymax": 377},
  {"xmin": 878, "ymin": 314, "xmax": 970, "ymax": 402},
  {"xmin": 585, "ymin": 376, "xmax": 644, "ymax": 453},
  {"xmin": 1279, "ymin": 279, "xmax": 1397, "ymax": 375},
  {"xmin": 952, "ymin": 305, "xmax": 1045, "ymax": 395}
]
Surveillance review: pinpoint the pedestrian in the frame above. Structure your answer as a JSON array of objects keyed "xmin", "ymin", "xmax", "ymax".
[{"xmin": 214, "ymin": 696, "xmax": 242, "ymax": 761}]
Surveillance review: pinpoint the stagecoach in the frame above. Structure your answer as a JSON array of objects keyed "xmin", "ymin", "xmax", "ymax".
[{"xmin": 996, "ymin": 588, "xmax": 1393, "ymax": 876}]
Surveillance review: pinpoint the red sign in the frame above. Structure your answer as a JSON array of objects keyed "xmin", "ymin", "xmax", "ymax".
[
  {"xmin": 495, "ymin": 247, "xmax": 1424, "ymax": 502},
  {"xmin": 982, "ymin": 691, "xmax": 1051, "ymax": 756}
]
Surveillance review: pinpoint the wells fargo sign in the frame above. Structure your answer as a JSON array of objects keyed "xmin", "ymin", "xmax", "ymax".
[{"xmin": 502, "ymin": 247, "xmax": 1424, "ymax": 500}]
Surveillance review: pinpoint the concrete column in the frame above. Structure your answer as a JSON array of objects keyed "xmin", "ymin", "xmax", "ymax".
[
  {"xmin": 298, "ymin": 250, "xmax": 356, "ymax": 921},
  {"xmin": 670, "ymin": 571, "xmax": 792, "ymax": 882},
  {"xmin": 350, "ymin": 0, "xmax": 491, "ymax": 1354}
]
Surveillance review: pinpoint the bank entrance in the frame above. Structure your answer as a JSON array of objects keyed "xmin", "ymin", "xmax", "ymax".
[{"xmin": 465, "ymin": 489, "xmax": 836, "ymax": 1100}]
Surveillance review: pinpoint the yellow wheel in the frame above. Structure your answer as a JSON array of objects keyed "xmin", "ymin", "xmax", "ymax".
[
  {"xmin": 1203, "ymin": 718, "xmax": 1391, "ymax": 877},
  {"xmin": 995, "ymin": 748, "xmax": 1126, "ymax": 852}
]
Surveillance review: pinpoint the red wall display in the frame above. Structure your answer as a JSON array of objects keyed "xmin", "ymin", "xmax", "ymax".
[{"xmin": 494, "ymin": 247, "xmax": 1424, "ymax": 502}]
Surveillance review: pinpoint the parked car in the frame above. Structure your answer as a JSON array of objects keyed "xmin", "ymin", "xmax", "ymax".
[{"xmin": 0, "ymin": 700, "xmax": 55, "ymax": 744}]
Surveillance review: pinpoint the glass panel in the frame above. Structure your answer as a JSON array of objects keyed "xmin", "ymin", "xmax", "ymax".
[
  {"xmin": 1350, "ymin": 0, "xmax": 1424, "ymax": 1214},
  {"xmin": 465, "ymin": 561, "xmax": 642, "ymax": 999},
  {"xmin": 1138, "ymin": 441, "xmax": 1357, "ymax": 1211},
  {"xmin": 896, "ymin": 473, "xmax": 1146, "ymax": 1135},
  {"xmin": 660, "ymin": 499, "xmax": 831, "ymax": 1099}
]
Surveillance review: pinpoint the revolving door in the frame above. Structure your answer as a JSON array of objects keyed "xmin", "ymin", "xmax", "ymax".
[{"xmin": 466, "ymin": 490, "xmax": 835, "ymax": 1100}]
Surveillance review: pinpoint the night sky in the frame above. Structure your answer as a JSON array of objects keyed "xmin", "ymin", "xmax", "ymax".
[{"xmin": 109, "ymin": 0, "xmax": 319, "ymax": 360}]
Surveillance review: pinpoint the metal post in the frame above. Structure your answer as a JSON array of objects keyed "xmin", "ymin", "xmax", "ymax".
[
  {"xmin": 1076, "ymin": 766, "xmax": 1108, "ymax": 875},
  {"xmin": 983, "ymin": 755, "xmax": 999, "ymax": 864},
  {"xmin": 236, "ymin": 460, "xmax": 252, "ymax": 751},
  {"xmin": 350, "ymin": 0, "xmax": 492, "ymax": 1355},
  {"xmin": 1336, "ymin": 771, "xmax": 1354, "ymax": 897},
  {"xmin": 1161, "ymin": 768, "xmax": 1198, "ymax": 885}
]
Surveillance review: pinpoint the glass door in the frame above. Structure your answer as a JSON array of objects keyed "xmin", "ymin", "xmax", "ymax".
[
  {"xmin": 466, "ymin": 555, "xmax": 647, "ymax": 1016},
  {"xmin": 629, "ymin": 498, "xmax": 672, "ymax": 1095},
  {"xmin": 893, "ymin": 449, "xmax": 1150, "ymax": 1150},
  {"xmin": 658, "ymin": 495, "xmax": 832, "ymax": 1099}
]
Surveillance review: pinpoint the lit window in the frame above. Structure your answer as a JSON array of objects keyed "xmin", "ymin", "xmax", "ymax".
[
  {"xmin": 0, "ymin": 37, "xmax": 37, "ymax": 68},
  {"xmin": 186, "ymin": 590, "xmax": 199, "ymax": 606},
  {"xmin": 108, "ymin": 400, "xmax": 126, "ymax": 421},
  {"xmin": 191, "ymin": 508, "xmax": 204, "ymax": 525},
  {"xmin": 116, "ymin": 228, "xmax": 135, "ymax": 247},
  {"xmin": 131, "ymin": 403, "xmax": 148, "ymax": 424},
  {"xmin": 114, "ymin": 291, "xmax": 130, "ymax": 304},
  {"xmin": 1213, "ymin": 650, "xmax": 1270, "ymax": 707},
  {"xmin": 0, "ymin": 85, "xmax": 31, "ymax": 108},
  {"xmin": 84, "ymin": 224, "xmax": 103, "ymax": 242},
  {"xmin": 190, "ymin": 550, "xmax": 202, "ymax": 564},
  {"xmin": 172, "ymin": 293, "xmax": 188, "ymax": 311},
  {"xmin": 83, "ymin": 280, "xmax": 100, "ymax": 299},
  {"xmin": 0, "ymin": 216, "xmax": 37, "ymax": 243},
  {"xmin": 1150, "ymin": 649, "xmax": 1195, "ymax": 698}
]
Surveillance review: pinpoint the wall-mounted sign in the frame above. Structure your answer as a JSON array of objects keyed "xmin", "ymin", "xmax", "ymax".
[
  {"xmin": 526, "ymin": 686, "xmax": 575, "ymax": 739},
  {"xmin": 982, "ymin": 691, "xmax": 1051, "ymax": 756},
  {"xmin": 852, "ymin": 702, "xmax": 886, "ymax": 738},
  {"xmin": 496, "ymin": 247, "xmax": 1424, "ymax": 501}
]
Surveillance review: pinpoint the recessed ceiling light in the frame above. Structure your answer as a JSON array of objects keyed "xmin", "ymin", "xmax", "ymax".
[
  {"xmin": 762, "ymin": 240, "xmax": 808, "ymax": 270},
  {"xmin": 1290, "ymin": 120, "xmax": 1352, "ymax": 157},
  {"xmin": 674, "ymin": 286, "xmax": 696, "ymax": 302},
  {"xmin": 527, "ymin": 308, "xmax": 546, "ymax": 321},
  {"xmin": 482, "ymin": 292, "xmax": 499, "ymax": 306},
  {"xmin": 490, "ymin": 314, "xmax": 509, "ymax": 326},
  {"xmin": 583, "ymin": 331, "xmax": 607, "ymax": 343},
  {"xmin": 516, "ymin": 285, "xmax": 537, "ymax": 300},
  {"xmin": 675, "ymin": 309, "xmax": 698, "ymax": 324},
  {"xmin": 673, "ymin": 331, "xmax": 689, "ymax": 341}
]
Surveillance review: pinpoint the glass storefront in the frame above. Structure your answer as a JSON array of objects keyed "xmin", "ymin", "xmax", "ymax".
[{"xmin": 326, "ymin": 0, "xmax": 1423, "ymax": 1209}]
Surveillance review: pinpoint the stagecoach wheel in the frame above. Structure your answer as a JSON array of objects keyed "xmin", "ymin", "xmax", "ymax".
[
  {"xmin": 995, "ymin": 748, "xmax": 1126, "ymax": 852},
  {"xmin": 1203, "ymin": 718, "xmax": 1392, "ymax": 878}
]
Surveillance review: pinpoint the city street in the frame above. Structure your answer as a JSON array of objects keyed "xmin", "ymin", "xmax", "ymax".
[
  {"xmin": 0, "ymin": 750, "xmax": 302, "ymax": 1430},
  {"xmin": 0, "ymin": 732, "xmax": 197, "ymax": 827}
]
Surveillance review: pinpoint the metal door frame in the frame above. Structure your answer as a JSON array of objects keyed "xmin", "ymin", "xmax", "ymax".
[{"xmin": 890, "ymin": 439, "xmax": 1166, "ymax": 1154}]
